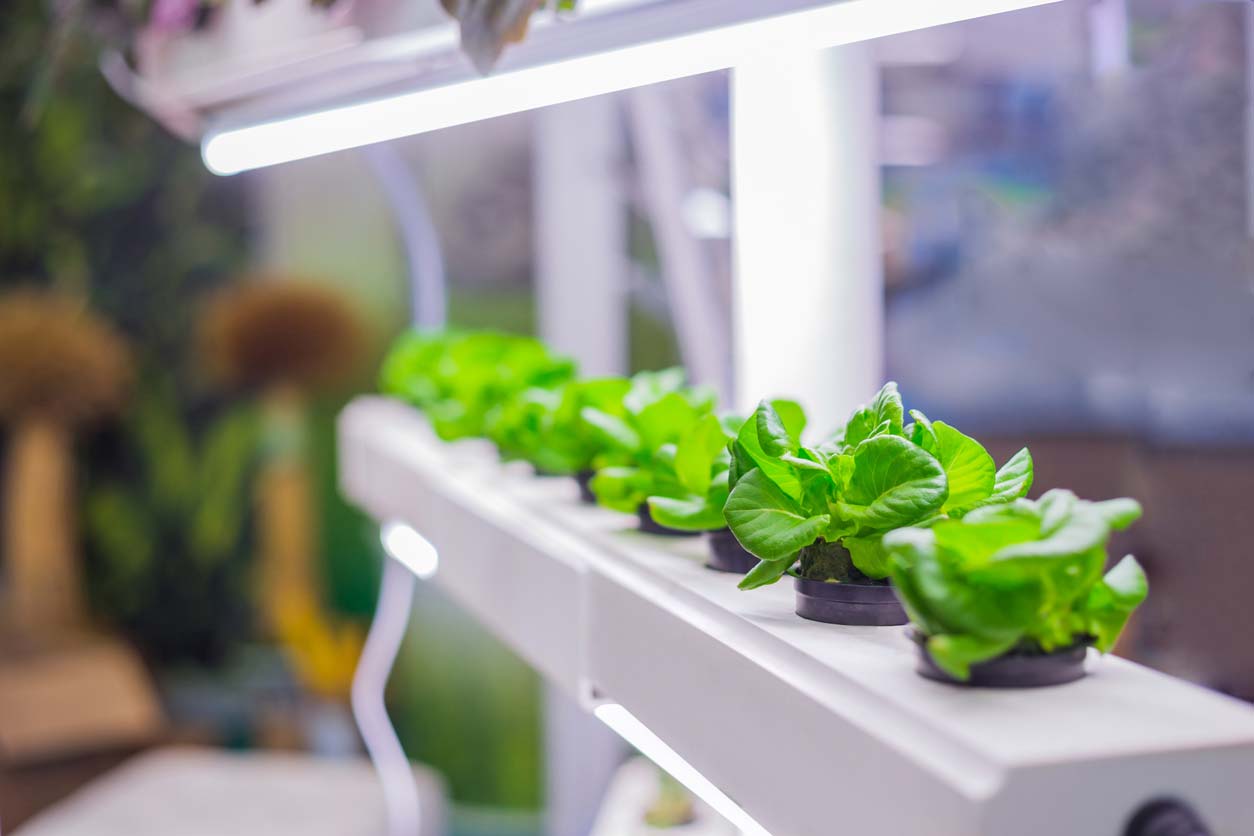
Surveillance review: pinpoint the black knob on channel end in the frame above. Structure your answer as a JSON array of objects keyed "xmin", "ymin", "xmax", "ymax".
[{"xmin": 1124, "ymin": 799, "xmax": 1211, "ymax": 836}]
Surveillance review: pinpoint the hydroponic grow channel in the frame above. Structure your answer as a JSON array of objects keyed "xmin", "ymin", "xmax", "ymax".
[{"xmin": 340, "ymin": 396, "xmax": 1254, "ymax": 836}]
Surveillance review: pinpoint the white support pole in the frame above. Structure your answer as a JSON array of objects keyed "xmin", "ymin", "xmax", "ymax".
[
  {"xmin": 533, "ymin": 96, "xmax": 630, "ymax": 836},
  {"xmin": 628, "ymin": 85, "xmax": 733, "ymax": 399},
  {"xmin": 731, "ymin": 43, "xmax": 883, "ymax": 434},
  {"xmin": 1088, "ymin": 0, "xmax": 1130, "ymax": 82},
  {"xmin": 534, "ymin": 95, "xmax": 628, "ymax": 376},
  {"xmin": 543, "ymin": 686, "xmax": 627, "ymax": 836}
]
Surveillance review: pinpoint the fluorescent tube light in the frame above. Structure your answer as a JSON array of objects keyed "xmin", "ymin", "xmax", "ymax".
[
  {"xmin": 202, "ymin": 0, "xmax": 1057, "ymax": 174},
  {"xmin": 593, "ymin": 702, "xmax": 773, "ymax": 836},
  {"xmin": 380, "ymin": 521, "xmax": 439, "ymax": 578}
]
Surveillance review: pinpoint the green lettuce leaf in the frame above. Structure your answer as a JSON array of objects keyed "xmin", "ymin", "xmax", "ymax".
[
  {"xmin": 885, "ymin": 490, "xmax": 1148, "ymax": 680},
  {"xmin": 930, "ymin": 421, "xmax": 995, "ymax": 514},
  {"xmin": 835, "ymin": 435, "xmax": 948, "ymax": 532},
  {"xmin": 724, "ymin": 468, "xmax": 829, "ymax": 563}
]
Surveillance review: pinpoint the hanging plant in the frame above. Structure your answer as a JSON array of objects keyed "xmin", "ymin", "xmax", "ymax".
[{"xmin": 439, "ymin": 0, "xmax": 577, "ymax": 73}]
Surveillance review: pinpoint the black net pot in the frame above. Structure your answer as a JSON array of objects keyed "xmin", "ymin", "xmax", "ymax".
[
  {"xmin": 794, "ymin": 576, "xmax": 909, "ymax": 626},
  {"xmin": 705, "ymin": 528, "xmax": 757, "ymax": 574},
  {"xmin": 574, "ymin": 469, "xmax": 596, "ymax": 504},
  {"xmin": 910, "ymin": 630, "xmax": 1089, "ymax": 688}
]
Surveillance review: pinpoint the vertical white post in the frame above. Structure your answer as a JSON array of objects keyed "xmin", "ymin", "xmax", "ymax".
[
  {"xmin": 534, "ymin": 95, "xmax": 629, "ymax": 836},
  {"xmin": 534, "ymin": 96, "xmax": 628, "ymax": 376},
  {"xmin": 1088, "ymin": 0, "xmax": 1130, "ymax": 82},
  {"xmin": 731, "ymin": 44, "xmax": 883, "ymax": 434},
  {"xmin": 543, "ymin": 687, "xmax": 626, "ymax": 836},
  {"xmin": 628, "ymin": 86, "xmax": 733, "ymax": 399}
]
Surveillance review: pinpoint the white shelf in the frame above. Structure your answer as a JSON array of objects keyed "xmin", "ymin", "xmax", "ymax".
[
  {"xmin": 339, "ymin": 397, "xmax": 1254, "ymax": 836},
  {"xmin": 118, "ymin": 0, "xmax": 1060, "ymax": 142}
]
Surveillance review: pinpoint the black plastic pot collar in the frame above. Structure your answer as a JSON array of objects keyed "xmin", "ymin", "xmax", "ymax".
[
  {"xmin": 637, "ymin": 504, "xmax": 700, "ymax": 537},
  {"xmin": 910, "ymin": 630, "xmax": 1088, "ymax": 688},
  {"xmin": 705, "ymin": 528, "xmax": 757, "ymax": 574},
  {"xmin": 794, "ymin": 576, "xmax": 908, "ymax": 626}
]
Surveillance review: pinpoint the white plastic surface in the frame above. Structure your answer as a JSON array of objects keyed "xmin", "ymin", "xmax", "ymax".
[{"xmin": 16, "ymin": 747, "xmax": 447, "ymax": 836}]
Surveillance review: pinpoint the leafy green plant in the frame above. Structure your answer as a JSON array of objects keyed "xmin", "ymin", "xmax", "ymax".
[
  {"xmin": 487, "ymin": 377, "xmax": 632, "ymax": 474},
  {"xmin": 581, "ymin": 369, "xmax": 718, "ymax": 515},
  {"xmin": 883, "ymin": 490, "xmax": 1148, "ymax": 680},
  {"xmin": 643, "ymin": 412, "xmax": 738, "ymax": 531},
  {"xmin": 378, "ymin": 328, "xmax": 459, "ymax": 410},
  {"xmin": 725, "ymin": 382, "xmax": 1033, "ymax": 590},
  {"xmin": 83, "ymin": 381, "xmax": 260, "ymax": 663},
  {"xmin": 642, "ymin": 401, "xmax": 800, "ymax": 533},
  {"xmin": 379, "ymin": 329, "xmax": 575, "ymax": 442}
]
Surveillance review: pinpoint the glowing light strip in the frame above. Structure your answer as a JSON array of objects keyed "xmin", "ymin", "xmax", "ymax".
[
  {"xmin": 380, "ymin": 520, "xmax": 439, "ymax": 579},
  {"xmin": 202, "ymin": 0, "xmax": 1057, "ymax": 174},
  {"xmin": 594, "ymin": 703, "xmax": 773, "ymax": 836}
]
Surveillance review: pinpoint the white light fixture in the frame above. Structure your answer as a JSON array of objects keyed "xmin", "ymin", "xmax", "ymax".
[
  {"xmin": 202, "ymin": 0, "xmax": 1058, "ymax": 174},
  {"xmin": 593, "ymin": 703, "xmax": 772, "ymax": 836},
  {"xmin": 380, "ymin": 520, "xmax": 439, "ymax": 578}
]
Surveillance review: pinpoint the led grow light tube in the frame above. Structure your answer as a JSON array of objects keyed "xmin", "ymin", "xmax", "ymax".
[
  {"xmin": 202, "ymin": 0, "xmax": 1058, "ymax": 174},
  {"xmin": 594, "ymin": 703, "xmax": 773, "ymax": 836},
  {"xmin": 380, "ymin": 520, "xmax": 439, "ymax": 578}
]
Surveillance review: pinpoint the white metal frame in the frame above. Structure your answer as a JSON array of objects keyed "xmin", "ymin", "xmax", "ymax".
[
  {"xmin": 731, "ymin": 43, "xmax": 884, "ymax": 431},
  {"xmin": 99, "ymin": 0, "xmax": 1064, "ymax": 171}
]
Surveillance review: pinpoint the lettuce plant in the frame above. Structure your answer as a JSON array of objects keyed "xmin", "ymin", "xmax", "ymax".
[
  {"xmin": 644, "ymin": 400, "xmax": 802, "ymax": 533},
  {"xmin": 725, "ymin": 382, "xmax": 1033, "ymax": 590},
  {"xmin": 582, "ymin": 369, "xmax": 718, "ymax": 514},
  {"xmin": 883, "ymin": 490, "xmax": 1148, "ymax": 680},
  {"xmin": 486, "ymin": 377, "xmax": 631, "ymax": 474},
  {"xmin": 642, "ymin": 412, "xmax": 738, "ymax": 531},
  {"xmin": 378, "ymin": 328, "xmax": 458, "ymax": 410},
  {"xmin": 379, "ymin": 329, "xmax": 575, "ymax": 441}
]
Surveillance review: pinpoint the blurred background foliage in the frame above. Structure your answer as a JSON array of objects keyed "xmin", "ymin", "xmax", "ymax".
[
  {"xmin": 0, "ymin": 0, "xmax": 257, "ymax": 660},
  {"xmin": 0, "ymin": 0, "xmax": 547, "ymax": 823},
  {"xmin": 0, "ymin": 0, "xmax": 250, "ymax": 361},
  {"xmin": 83, "ymin": 379, "xmax": 260, "ymax": 665}
]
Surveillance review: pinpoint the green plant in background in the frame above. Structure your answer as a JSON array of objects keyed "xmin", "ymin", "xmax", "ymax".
[
  {"xmin": 644, "ymin": 399, "xmax": 805, "ymax": 534},
  {"xmin": 84, "ymin": 380, "xmax": 261, "ymax": 664},
  {"xmin": 2, "ymin": 0, "xmax": 253, "ymax": 654},
  {"xmin": 378, "ymin": 329, "xmax": 461, "ymax": 410},
  {"xmin": 379, "ymin": 329, "xmax": 575, "ymax": 442},
  {"xmin": 391, "ymin": 580, "xmax": 544, "ymax": 817},
  {"xmin": 0, "ymin": 0, "xmax": 249, "ymax": 359},
  {"xmin": 642, "ymin": 412, "xmax": 739, "ymax": 531},
  {"xmin": 726, "ymin": 382, "xmax": 1034, "ymax": 590},
  {"xmin": 487, "ymin": 377, "xmax": 632, "ymax": 474},
  {"xmin": 580, "ymin": 369, "xmax": 718, "ymax": 514},
  {"xmin": 884, "ymin": 490, "xmax": 1148, "ymax": 680},
  {"xmin": 644, "ymin": 769, "xmax": 695, "ymax": 828}
]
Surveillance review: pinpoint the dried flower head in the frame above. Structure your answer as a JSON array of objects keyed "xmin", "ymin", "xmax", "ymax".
[
  {"xmin": 0, "ymin": 291, "xmax": 132, "ymax": 425},
  {"xmin": 199, "ymin": 278, "xmax": 368, "ymax": 392}
]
